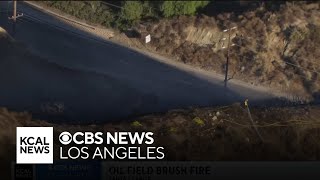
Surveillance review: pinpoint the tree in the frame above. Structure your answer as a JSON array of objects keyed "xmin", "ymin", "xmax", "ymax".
[
  {"xmin": 160, "ymin": 1, "xmax": 175, "ymax": 18},
  {"xmin": 121, "ymin": 1, "xmax": 144, "ymax": 21},
  {"xmin": 142, "ymin": 1, "xmax": 158, "ymax": 19},
  {"xmin": 160, "ymin": 1, "xmax": 210, "ymax": 18}
]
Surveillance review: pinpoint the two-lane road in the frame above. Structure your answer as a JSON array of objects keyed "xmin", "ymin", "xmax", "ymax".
[{"xmin": 0, "ymin": 1, "xmax": 280, "ymax": 123}]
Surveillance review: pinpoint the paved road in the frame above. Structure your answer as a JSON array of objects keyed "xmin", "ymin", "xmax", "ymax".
[{"xmin": 0, "ymin": 2, "xmax": 280, "ymax": 123}]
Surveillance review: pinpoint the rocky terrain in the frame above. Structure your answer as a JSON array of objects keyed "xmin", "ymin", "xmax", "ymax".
[{"xmin": 133, "ymin": 2, "xmax": 320, "ymax": 99}]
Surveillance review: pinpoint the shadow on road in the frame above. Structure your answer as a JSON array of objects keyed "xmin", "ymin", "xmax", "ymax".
[{"xmin": 0, "ymin": 3, "xmax": 279, "ymax": 124}]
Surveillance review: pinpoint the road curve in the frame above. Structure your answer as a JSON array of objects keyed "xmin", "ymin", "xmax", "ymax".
[{"xmin": 0, "ymin": 2, "xmax": 280, "ymax": 123}]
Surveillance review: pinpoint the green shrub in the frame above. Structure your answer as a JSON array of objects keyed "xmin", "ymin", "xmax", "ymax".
[
  {"xmin": 160, "ymin": 1, "xmax": 209, "ymax": 18},
  {"xmin": 121, "ymin": 1, "xmax": 144, "ymax": 21},
  {"xmin": 40, "ymin": 1, "xmax": 210, "ymax": 30},
  {"xmin": 131, "ymin": 120, "xmax": 143, "ymax": 127},
  {"xmin": 193, "ymin": 117, "xmax": 205, "ymax": 126},
  {"xmin": 169, "ymin": 127, "xmax": 177, "ymax": 133},
  {"xmin": 42, "ymin": 1, "xmax": 115, "ymax": 28}
]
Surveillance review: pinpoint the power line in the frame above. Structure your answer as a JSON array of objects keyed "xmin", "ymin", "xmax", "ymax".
[
  {"xmin": 228, "ymin": 36, "xmax": 320, "ymax": 77},
  {"xmin": 231, "ymin": 48, "xmax": 320, "ymax": 83},
  {"xmin": 230, "ymin": 32, "xmax": 320, "ymax": 74},
  {"xmin": 283, "ymin": 61, "xmax": 320, "ymax": 75},
  {"xmin": 226, "ymin": 42, "xmax": 320, "ymax": 83},
  {"xmin": 234, "ymin": 28, "xmax": 320, "ymax": 67},
  {"xmin": 275, "ymin": 64, "xmax": 313, "ymax": 80},
  {"xmin": 100, "ymin": 1, "xmax": 159, "ymax": 24},
  {"xmin": 100, "ymin": 1, "xmax": 124, "ymax": 10},
  {"xmin": 17, "ymin": 13, "xmax": 114, "ymax": 47},
  {"xmin": 101, "ymin": 1, "xmax": 157, "ymax": 13},
  {"xmin": 236, "ymin": 16, "xmax": 309, "ymax": 38},
  {"xmin": 237, "ymin": 42, "xmax": 320, "ymax": 77}
]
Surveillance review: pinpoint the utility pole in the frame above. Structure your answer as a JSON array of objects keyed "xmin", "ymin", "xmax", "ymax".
[
  {"xmin": 224, "ymin": 28, "xmax": 231, "ymax": 88},
  {"xmin": 8, "ymin": 0, "xmax": 23, "ymax": 36},
  {"xmin": 13, "ymin": 0, "xmax": 17, "ymax": 22},
  {"xmin": 222, "ymin": 26, "xmax": 237, "ymax": 88}
]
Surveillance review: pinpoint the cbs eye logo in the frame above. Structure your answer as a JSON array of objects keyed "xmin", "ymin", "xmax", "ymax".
[{"xmin": 59, "ymin": 132, "xmax": 72, "ymax": 145}]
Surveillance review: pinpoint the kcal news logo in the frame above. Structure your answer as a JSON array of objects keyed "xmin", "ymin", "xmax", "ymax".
[{"xmin": 16, "ymin": 127, "xmax": 53, "ymax": 164}]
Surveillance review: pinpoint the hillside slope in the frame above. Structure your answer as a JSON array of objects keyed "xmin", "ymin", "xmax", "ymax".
[{"xmin": 134, "ymin": 2, "xmax": 320, "ymax": 99}]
